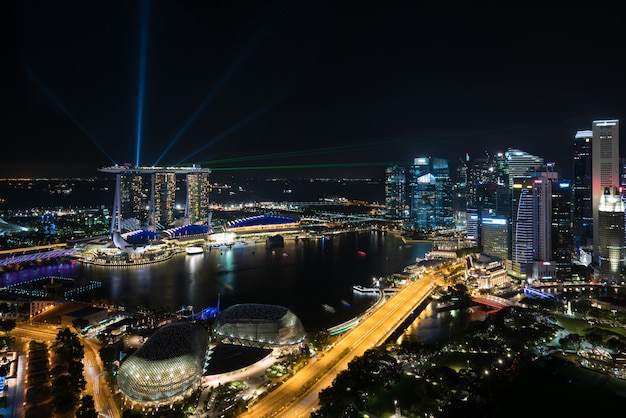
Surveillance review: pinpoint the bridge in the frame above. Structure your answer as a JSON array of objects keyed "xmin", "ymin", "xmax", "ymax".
[
  {"xmin": 523, "ymin": 286, "xmax": 557, "ymax": 299},
  {"xmin": 0, "ymin": 246, "xmax": 77, "ymax": 267},
  {"xmin": 471, "ymin": 294, "xmax": 516, "ymax": 310}
]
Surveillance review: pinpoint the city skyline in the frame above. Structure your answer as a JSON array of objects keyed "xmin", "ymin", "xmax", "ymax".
[{"xmin": 2, "ymin": 2, "xmax": 626, "ymax": 179}]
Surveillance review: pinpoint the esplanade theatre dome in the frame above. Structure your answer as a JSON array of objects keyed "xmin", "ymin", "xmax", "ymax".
[
  {"xmin": 117, "ymin": 322, "xmax": 209, "ymax": 408},
  {"xmin": 212, "ymin": 303, "xmax": 306, "ymax": 349}
]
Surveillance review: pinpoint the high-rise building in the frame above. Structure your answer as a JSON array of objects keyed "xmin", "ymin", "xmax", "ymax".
[
  {"xmin": 384, "ymin": 165, "xmax": 408, "ymax": 220},
  {"xmin": 119, "ymin": 171, "xmax": 147, "ymax": 229},
  {"xmin": 481, "ymin": 217, "xmax": 509, "ymax": 261},
  {"xmin": 573, "ymin": 130, "xmax": 593, "ymax": 249},
  {"xmin": 510, "ymin": 165, "xmax": 558, "ymax": 280},
  {"xmin": 511, "ymin": 175, "xmax": 534, "ymax": 278},
  {"xmin": 408, "ymin": 157, "xmax": 453, "ymax": 230},
  {"xmin": 153, "ymin": 172, "xmax": 177, "ymax": 228},
  {"xmin": 453, "ymin": 158, "xmax": 468, "ymax": 229},
  {"xmin": 598, "ymin": 186, "xmax": 624, "ymax": 281},
  {"xmin": 186, "ymin": 171, "xmax": 211, "ymax": 225},
  {"xmin": 466, "ymin": 208, "xmax": 479, "ymax": 242},
  {"xmin": 505, "ymin": 148, "xmax": 544, "ymax": 188},
  {"xmin": 552, "ymin": 180, "xmax": 574, "ymax": 280},
  {"xmin": 592, "ymin": 119, "xmax": 620, "ymax": 262}
]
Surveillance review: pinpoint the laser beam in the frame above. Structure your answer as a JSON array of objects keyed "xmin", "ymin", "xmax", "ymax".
[
  {"xmin": 174, "ymin": 99, "xmax": 278, "ymax": 167},
  {"xmin": 135, "ymin": 0, "xmax": 150, "ymax": 167},
  {"xmin": 26, "ymin": 68, "xmax": 117, "ymax": 165},
  {"xmin": 209, "ymin": 162, "xmax": 398, "ymax": 171},
  {"xmin": 152, "ymin": 5, "xmax": 282, "ymax": 167},
  {"xmin": 198, "ymin": 141, "xmax": 395, "ymax": 166}
]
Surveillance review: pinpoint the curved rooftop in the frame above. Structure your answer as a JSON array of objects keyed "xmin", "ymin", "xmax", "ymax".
[
  {"xmin": 218, "ymin": 303, "xmax": 289, "ymax": 323},
  {"xmin": 226, "ymin": 215, "xmax": 297, "ymax": 229},
  {"xmin": 163, "ymin": 224, "xmax": 210, "ymax": 238},
  {"xmin": 212, "ymin": 304, "xmax": 306, "ymax": 348},
  {"xmin": 134, "ymin": 321, "xmax": 208, "ymax": 361},
  {"xmin": 117, "ymin": 322, "xmax": 209, "ymax": 405}
]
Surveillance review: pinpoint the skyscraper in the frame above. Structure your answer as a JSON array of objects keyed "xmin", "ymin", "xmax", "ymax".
[
  {"xmin": 408, "ymin": 157, "xmax": 453, "ymax": 230},
  {"xmin": 510, "ymin": 165, "xmax": 558, "ymax": 280},
  {"xmin": 481, "ymin": 217, "xmax": 509, "ymax": 261},
  {"xmin": 598, "ymin": 186, "xmax": 624, "ymax": 281},
  {"xmin": 552, "ymin": 181, "xmax": 574, "ymax": 280},
  {"xmin": 186, "ymin": 171, "xmax": 211, "ymax": 225},
  {"xmin": 573, "ymin": 130, "xmax": 593, "ymax": 250},
  {"xmin": 505, "ymin": 149, "xmax": 544, "ymax": 188},
  {"xmin": 384, "ymin": 165, "xmax": 408, "ymax": 221},
  {"xmin": 592, "ymin": 119, "xmax": 620, "ymax": 262},
  {"xmin": 153, "ymin": 172, "xmax": 177, "ymax": 228},
  {"xmin": 120, "ymin": 171, "xmax": 147, "ymax": 229}
]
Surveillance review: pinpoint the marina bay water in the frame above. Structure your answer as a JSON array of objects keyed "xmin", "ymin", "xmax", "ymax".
[{"xmin": 1, "ymin": 230, "xmax": 432, "ymax": 332}]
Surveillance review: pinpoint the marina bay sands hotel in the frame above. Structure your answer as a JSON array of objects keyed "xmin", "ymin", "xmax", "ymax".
[{"xmin": 99, "ymin": 165, "xmax": 212, "ymax": 236}]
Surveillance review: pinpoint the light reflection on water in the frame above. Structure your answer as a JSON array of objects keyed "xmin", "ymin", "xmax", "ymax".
[{"xmin": 0, "ymin": 231, "xmax": 431, "ymax": 332}]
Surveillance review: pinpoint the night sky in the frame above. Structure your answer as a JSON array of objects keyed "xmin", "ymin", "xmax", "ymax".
[{"xmin": 2, "ymin": 1, "xmax": 626, "ymax": 179}]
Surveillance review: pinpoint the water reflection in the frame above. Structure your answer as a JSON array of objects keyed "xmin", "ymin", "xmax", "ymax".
[
  {"xmin": 397, "ymin": 303, "xmax": 490, "ymax": 345},
  {"xmin": 1, "ymin": 231, "xmax": 432, "ymax": 332}
]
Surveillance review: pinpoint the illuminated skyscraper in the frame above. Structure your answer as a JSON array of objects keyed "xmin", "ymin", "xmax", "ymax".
[
  {"xmin": 552, "ymin": 181, "xmax": 574, "ymax": 280},
  {"xmin": 481, "ymin": 217, "xmax": 508, "ymax": 261},
  {"xmin": 408, "ymin": 157, "xmax": 453, "ymax": 230},
  {"xmin": 598, "ymin": 186, "xmax": 624, "ymax": 281},
  {"xmin": 384, "ymin": 165, "xmax": 408, "ymax": 221},
  {"xmin": 510, "ymin": 166, "xmax": 558, "ymax": 280},
  {"xmin": 573, "ymin": 130, "xmax": 593, "ymax": 248},
  {"xmin": 511, "ymin": 175, "xmax": 534, "ymax": 278},
  {"xmin": 505, "ymin": 148, "xmax": 543, "ymax": 188},
  {"xmin": 153, "ymin": 172, "xmax": 177, "ymax": 228},
  {"xmin": 186, "ymin": 171, "xmax": 211, "ymax": 224},
  {"xmin": 120, "ymin": 171, "xmax": 147, "ymax": 227},
  {"xmin": 592, "ymin": 119, "xmax": 620, "ymax": 262}
]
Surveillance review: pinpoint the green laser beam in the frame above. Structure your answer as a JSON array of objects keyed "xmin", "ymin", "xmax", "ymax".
[
  {"xmin": 209, "ymin": 162, "xmax": 403, "ymax": 171},
  {"xmin": 197, "ymin": 141, "xmax": 396, "ymax": 165}
]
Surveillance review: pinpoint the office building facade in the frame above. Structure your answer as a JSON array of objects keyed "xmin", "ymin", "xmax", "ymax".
[{"xmin": 592, "ymin": 119, "xmax": 620, "ymax": 262}]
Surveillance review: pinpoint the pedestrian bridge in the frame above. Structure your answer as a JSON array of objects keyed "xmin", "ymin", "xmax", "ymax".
[
  {"xmin": 0, "ymin": 246, "xmax": 77, "ymax": 267},
  {"xmin": 471, "ymin": 294, "xmax": 516, "ymax": 309}
]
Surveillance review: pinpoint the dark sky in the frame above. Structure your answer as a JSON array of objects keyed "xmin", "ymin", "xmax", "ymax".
[{"xmin": 2, "ymin": 1, "xmax": 626, "ymax": 179}]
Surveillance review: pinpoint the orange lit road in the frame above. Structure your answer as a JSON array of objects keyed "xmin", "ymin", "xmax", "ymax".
[
  {"xmin": 241, "ymin": 265, "xmax": 455, "ymax": 418},
  {"xmin": 13, "ymin": 324, "xmax": 119, "ymax": 418}
]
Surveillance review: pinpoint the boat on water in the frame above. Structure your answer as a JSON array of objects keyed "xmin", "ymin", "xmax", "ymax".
[
  {"xmin": 352, "ymin": 285, "xmax": 379, "ymax": 294},
  {"xmin": 185, "ymin": 245, "xmax": 204, "ymax": 255},
  {"xmin": 322, "ymin": 304, "xmax": 336, "ymax": 313}
]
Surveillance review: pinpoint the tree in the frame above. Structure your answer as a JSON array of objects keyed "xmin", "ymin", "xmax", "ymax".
[
  {"xmin": 72, "ymin": 318, "xmax": 90, "ymax": 332},
  {"xmin": 0, "ymin": 319, "xmax": 16, "ymax": 336},
  {"xmin": 76, "ymin": 395, "xmax": 98, "ymax": 418},
  {"xmin": 51, "ymin": 373, "xmax": 80, "ymax": 415},
  {"xmin": 54, "ymin": 328, "xmax": 86, "ymax": 393}
]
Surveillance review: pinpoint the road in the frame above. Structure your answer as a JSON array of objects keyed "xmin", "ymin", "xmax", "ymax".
[
  {"xmin": 11, "ymin": 323, "xmax": 119, "ymax": 418},
  {"xmin": 241, "ymin": 265, "xmax": 454, "ymax": 418}
]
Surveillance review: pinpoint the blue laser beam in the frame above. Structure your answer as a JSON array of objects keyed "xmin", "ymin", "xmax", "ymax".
[
  {"xmin": 174, "ymin": 99, "xmax": 278, "ymax": 167},
  {"xmin": 26, "ymin": 68, "xmax": 117, "ymax": 165},
  {"xmin": 152, "ymin": 7, "xmax": 282, "ymax": 167},
  {"xmin": 135, "ymin": 0, "xmax": 150, "ymax": 167}
]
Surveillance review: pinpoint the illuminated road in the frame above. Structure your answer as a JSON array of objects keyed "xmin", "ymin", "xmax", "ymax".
[
  {"xmin": 241, "ymin": 265, "xmax": 455, "ymax": 418},
  {"xmin": 11, "ymin": 324, "xmax": 119, "ymax": 418}
]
